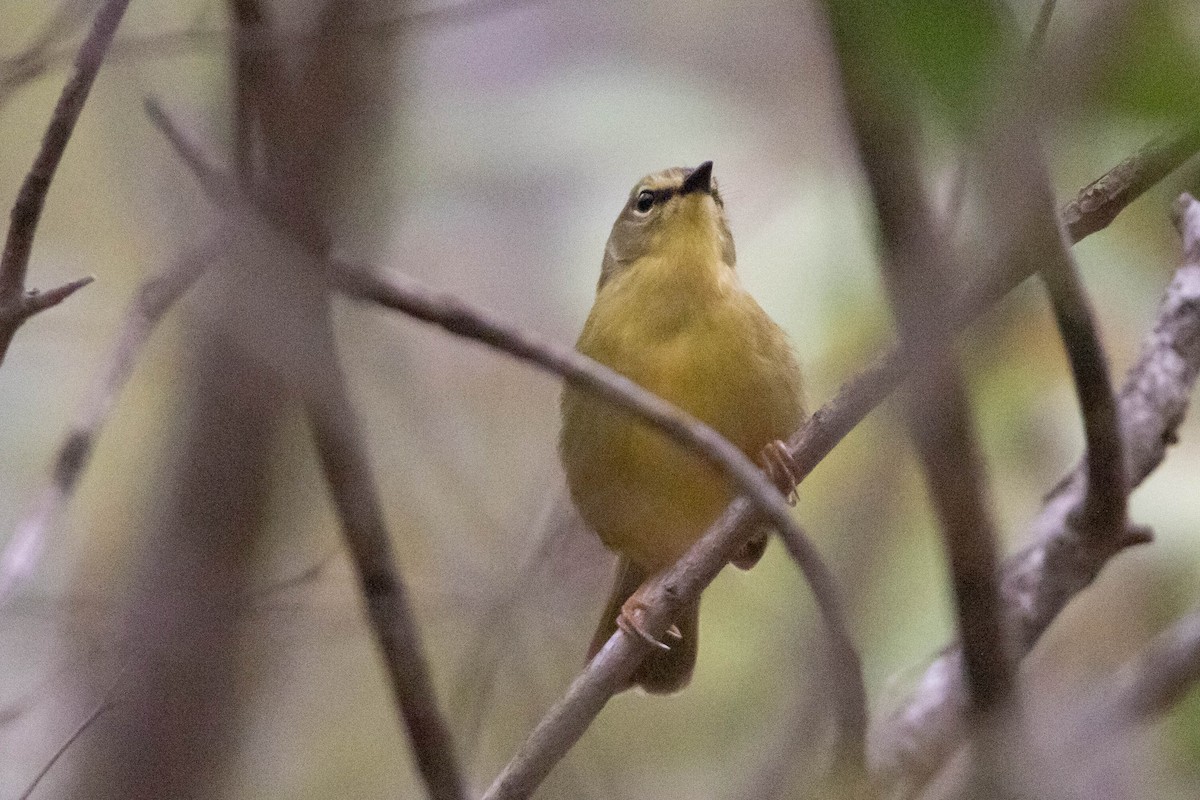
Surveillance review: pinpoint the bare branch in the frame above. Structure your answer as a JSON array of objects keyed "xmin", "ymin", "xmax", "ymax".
[
  {"xmin": 2, "ymin": 0, "xmax": 549, "ymax": 100},
  {"xmin": 211, "ymin": 6, "xmax": 467, "ymax": 795},
  {"xmin": 17, "ymin": 697, "xmax": 117, "ymax": 800},
  {"xmin": 309, "ymin": 383, "xmax": 468, "ymax": 800},
  {"xmin": 1038, "ymin": 219, "xmax": 1128, "ymax": 531},
  {"xmin": 1027, "ymin": 0, "xmax": 1058, "ymax": 54},
  {"xmin": 1063, "ymin": 130, "xmax": 1200, "ymax": 242},
  {"xmin": 872, "ymin": 196, "xmax": 1200, "ymax": 794},
  {"xmin": 1109, "ymin": 604, "xmax": 1200, "ymax": 721},
  {"xmin": 0, "ymin": 248, "xmax": 210, "ymax": 603},
  {"xmin": 0, "ymin": 0, "xmax": 130, "ymax": 366}
]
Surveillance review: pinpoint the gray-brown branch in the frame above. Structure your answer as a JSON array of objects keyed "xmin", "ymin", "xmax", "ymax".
[
  {"xmin": 0, "ymin": 0, "xmax": 131, "ymax": 365},
  {"xmin": 309, "ymin": 381, "xmax": 467, "ymax": 800},
  {"xmin": 1038, "ymin": 222, "xmax": 1128, "ymax": 531},
  {"xmin": 871, "ymin": 193, "xmax": 1200, "ymax": 795},
  {"xmin": 0, "ymin": 247, "xmax": 210, "ymax": 602}
]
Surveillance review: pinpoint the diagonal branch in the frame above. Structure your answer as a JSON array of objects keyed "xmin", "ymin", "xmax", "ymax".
[
  {"xmin": 1108, "ymin": 603, "xmax": 1200, "ymax": 722},
  {"xmin": 0, "ymin": 246, "xmax": 211, "ymax": 602},
  {"xmin": 872, "ymin": 195, "xmax": 1200, "ymax": 794},
  {"xmin": 0, "ymin": 0, "xmax": 131, "ymax": 366},
  {"xmin": 1063, "ymin": 130, "xmax": 1200, "ymax": 242},
  {"xmin": 308, "ymin": 378, "xmax": 468, "ymax": 800}
]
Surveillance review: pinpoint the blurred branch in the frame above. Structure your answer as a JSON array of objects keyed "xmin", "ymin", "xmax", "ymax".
[
  {"xmin": 0, "ymin": 0, "xmax": 93, "ymax": 108},
  {"xmin": 774, "ymin": 524, "xmax": 868, "ymax": 786},
  {"xmin": 0, "ymin": 0, "xmax": 131, "ymax": 366},
  {"xmin": 1027, "ymin": 0, "xmax": 1057, "ymax": 51},
  {"xmin": 873, "ymin": 196, "xmax": 1200, "ymax": 795},
  {"xmin": 1110, "ymin": 601, "xmax": 1200, "ymax": 721},
  {"xmin": 16, "ymin": 666, "xmax": 125, "ymax": 800},
  {"xmin": 941, "ymin": 0, "xmax": 1058, "ymax": 229},
  {"xmin": 213, "ymin": 5, "xmax": 467, "ymax": 796},
  {"xmin": 0, "ymin": 246, "xmax": 211, "ymax": 603},
  {"xmin": 1, "ymin": 0, "xmax": 545, "ymax": 100},
  {"xmin": 18, "ymin": 701, "xmax": 115, "ymax": 800},
  {"xmin": 824, "ymin": 4, "xmax": 1013, "ymax": 795},
  {"xmin": 227, "ymin": 0, "xmax": 266, "ymax": 183}
]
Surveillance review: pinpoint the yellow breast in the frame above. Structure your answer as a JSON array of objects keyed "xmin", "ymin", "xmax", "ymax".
[{"xmin": 559, "ymin": 255, "xmax": 803, "ymax": 571}]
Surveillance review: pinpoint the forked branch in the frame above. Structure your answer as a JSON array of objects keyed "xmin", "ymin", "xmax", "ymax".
[
  {"xmin": 873, "ymin": 194, "xmax": 1200, "ymax": 795},
  {"xmin": 0, "ymin": 0, "xmax": 132, "ymax": 365}
]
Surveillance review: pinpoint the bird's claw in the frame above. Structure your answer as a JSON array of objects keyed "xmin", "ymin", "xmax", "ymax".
[
  {"xmin": 760, "ymin": 439, "xmax": 800, "ymax": 505},
  {"xmin": 616, "ymin": 601, "xmax": 679, "ymax": 651}
]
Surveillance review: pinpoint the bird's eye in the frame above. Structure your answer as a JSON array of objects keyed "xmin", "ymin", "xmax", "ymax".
[{"xmin": 634, "ymin": 190, "xmax": 655, "ymax": 214}]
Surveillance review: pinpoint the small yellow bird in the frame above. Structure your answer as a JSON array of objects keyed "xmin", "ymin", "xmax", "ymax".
[{"xmin": 559, "ymin": 161, "xmax": 805, "ymax": 693}]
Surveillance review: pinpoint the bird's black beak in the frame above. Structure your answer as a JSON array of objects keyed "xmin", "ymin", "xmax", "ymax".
[{"xmin": 680, "ymin": 160, "xmax": 714, "ymax": 196}]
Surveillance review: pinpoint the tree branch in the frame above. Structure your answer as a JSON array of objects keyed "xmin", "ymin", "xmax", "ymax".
[
  {"xmin": 207, "ymin": 5, "xmax": 467, "ymax": 794},
  {"xmin": 0, "ymin": 0, "xmax": 130, "ymax": 366},
  {"xmin": 17, "ymin": 698, "xmax": 116, "ymax": 800},
  {"xmin": 1038, "ymin": 216, "xmax": 1128, "ymax": 531},
  {"xmin": 1107, "ymin": 605, "xmax": 1200, "ymax": 721},
  {"xmin": 872, "ymin": 194, "xmax": 1200, "ymax": 795},
  {"xmin": 308, "ymin": 381, "xmax": 468, "ymax": 800},
  {"xmin": 16, "ymin": 665, "xmax": 126, "ymax": 800},
  {"xmin": 0, "ymin": 247, "xmax": 211, "ymax": 603},
  {"xmin": 1062, "ymin": 131, "xmax": 1200, "ymax": 242}
]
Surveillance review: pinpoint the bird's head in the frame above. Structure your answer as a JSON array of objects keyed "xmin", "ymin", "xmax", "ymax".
[{"xmin": 599, "ymin": 161, "xmax": 735, "ymax": 288}]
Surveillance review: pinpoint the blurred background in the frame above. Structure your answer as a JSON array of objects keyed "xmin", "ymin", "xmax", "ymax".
[{"xmin": 2, "ymin": 0, "xmax": 1200, "ymax": 797}]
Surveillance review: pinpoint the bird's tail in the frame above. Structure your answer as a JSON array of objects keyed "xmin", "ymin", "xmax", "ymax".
[{"xmin": 586, "ymin": 558, "xmax": 699, "ymax": 694}]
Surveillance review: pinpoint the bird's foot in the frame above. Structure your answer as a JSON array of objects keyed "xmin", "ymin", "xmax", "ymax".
[
  {"xmin": 617, "ymin": 598, "xmax": 681, "ymax": 652},
  {"xmin": 760, "ymin": 439, "xmax": 800, "ymax": 505}
]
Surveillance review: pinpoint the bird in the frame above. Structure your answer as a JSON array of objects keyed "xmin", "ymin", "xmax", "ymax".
[{"xmin": 559, "ymin": 161, "xmax": 805, "ymax": 693}]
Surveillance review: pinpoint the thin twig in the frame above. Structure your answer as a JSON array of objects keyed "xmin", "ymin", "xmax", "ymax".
[
  {"xmin": 872, "ymin": 197, "xmax": 1200, "ymax": 795},
  {"xmin": 1063, "ymin": 130, "xmax": 1200, "ymax": 241},
  {"xmin": 16, "ymin": 661, "xmax": 128, "ymax": 800},
  {"xmin": 309, "ymin": 384, "xmax": 468, "ymax": 800},
  {"xmin": 1, "ymin": 0, "xmax": 548, "ymax": 100},
  {"xmin": 17, "ymin": 696, "xmax": 118, "ymax": 800},
  {"xmin": 0, "ymin": 0, "xmax": 131, "ymax": 366},
  {"xmin": 145, "ymin": 99, "xmax": 863, "ymax": 800},
  {"xmin": 0, "ymin": 247, "xmax": 211, "ymax": 603},
  {"xmin": 1109, "ymin": 603, "xmax": 1200, "ymax": 720},
  {"xmin": 227, "ymin": 0, "xmax": 265, "ymax": 183}
]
